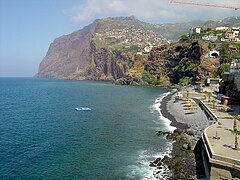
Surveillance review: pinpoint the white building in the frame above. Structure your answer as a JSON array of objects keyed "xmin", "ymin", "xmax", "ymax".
[
  {"xmin": 216, "ymin": 27, "xmax": 228, "ymax": 31},
  {"xmin": 195, "ymin": 27, "xmax": 201, "ymax": 34},
  {"xmin": 202, "ymin": 34, "xmax": 218, "ymax": 42}
]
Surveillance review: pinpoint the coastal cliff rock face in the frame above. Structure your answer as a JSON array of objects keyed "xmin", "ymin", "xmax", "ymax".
[
  {"xmin": 145, "ymin": 40, "xmax": 218, "ymax": 85},
  {"xmin": 36, "ymin": 17, "xmax": 167, "ymax": 80},
  {"xmin": 37, "ymin": 23, "xmax": 96, "ymax": 79},
  {"xmin": 36, "ymin": 16, "xmax": 239, "ymax": 82},
  {"xmin": 37, "ymin": 20, "xmax": 128, "ymax": 80}
]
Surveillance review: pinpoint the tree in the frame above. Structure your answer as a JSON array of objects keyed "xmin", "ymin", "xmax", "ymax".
[
  {"xmin": 220, "ymin": 43, "xmax": 231, "ymax": 63},
  {"xmin": 232, "ymin": 115, "xmax": 240, "ymax": 150},
  {"xmin": 180, "ymin": 35, "xmax": 189, "ymax": 42},
  {"xmin": 232, "ymin": 128, "xmax": 240, "ymax": 150},
  {"xmin": 217, "ymin": 63, "xmax": 230, "ymax": 77},
  {"xmin": 233, "ymin": 115, "xmax": 240, "ymax": 129},
  {"xmin": 212, "ymin": 98, "xmax": 217, "ymax": 109},
  {"xmin": 204, "ymin": 91, "xmax": 212, "ymax": 102}
]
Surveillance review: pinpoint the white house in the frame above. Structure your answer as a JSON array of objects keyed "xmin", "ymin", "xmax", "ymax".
[
  {"xmin": 230, "ymin": 61, "xmax": 240, "ymax": 74},
  {"xmin": 195, "ymin": 27, "xmax": 201, "ymax": 34},
  {"xmin": 144, "ymin": 46, "xmax": 150, "ymax": 53},
  {"xmin": 216, "ymin": 27, "xmax": 228, "ymax": 31},
  {"xmin": 202, "ymin": 34, "xmax": 218, "ymax": 42}
]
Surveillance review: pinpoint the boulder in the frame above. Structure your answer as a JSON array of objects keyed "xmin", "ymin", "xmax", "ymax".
[
  {"xmin": 174, "ymin": 128, "xmax": 184, "ymax": 135},
  {"xmin": 182, "ymin": 143, "xmax": 189, "ymax": 150},
  {"xmin": 185, "ymin": 129, "xmax": 196, "ymax": 136}
]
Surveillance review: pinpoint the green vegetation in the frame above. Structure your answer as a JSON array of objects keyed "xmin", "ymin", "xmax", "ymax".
[
  {"xmin": 141, "ymin": 71, "xmax": 169, "ymax": 86},
  {"xmin": 112, "ymin": 44, "xmax": 126, "ymax": 50},
  {"xmin": 142, "ymin": 71, "xmax": 154, "ymax": 84},
  {"xmin": 220, "ymin": 42, "xmax": 240, "ymax": 63},
  {"xmin": 217, "ymin": 63, "xmax": 230, "ymax": 77},
  {"xmin": 180, "ymin": 34, "xmax": 189, "ymax": 42},
  {"xmin": 179, "ymin": 76, "xmax": 193, "ymax": 86},
  {"xmin": 231, "ymin": 53, "xmax": 240, "ymax": 59},
  {"xmin": 220, "ymin": 42, "xmax": 231, "ymax": 63},
  {"xmin": 173, "ymin": 57, "xmax": 198, "ymax": 84}
]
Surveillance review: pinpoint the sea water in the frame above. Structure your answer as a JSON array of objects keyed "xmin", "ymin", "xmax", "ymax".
[{"xmin": 0, "ymin": 78, "xmax": 175, "ymax": 179}]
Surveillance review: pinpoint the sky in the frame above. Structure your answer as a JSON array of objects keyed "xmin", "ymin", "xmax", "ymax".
[{"xmin": 0, "ymin": 0, "xmax": 239, "ymax": 77}]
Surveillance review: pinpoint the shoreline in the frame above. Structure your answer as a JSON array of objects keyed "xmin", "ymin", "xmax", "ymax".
[
  {"xmin": 156, "ymin": 90, "xmax": 208, "ymax": 179},
  {"xmin": 160, "ymin": 91, "xmax": 189, "ymax": 130}
]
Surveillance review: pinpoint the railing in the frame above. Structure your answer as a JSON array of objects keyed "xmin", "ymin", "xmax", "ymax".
[{"xmin": 197, "ymin": 99, "xmax": 218, "ymax": 124}]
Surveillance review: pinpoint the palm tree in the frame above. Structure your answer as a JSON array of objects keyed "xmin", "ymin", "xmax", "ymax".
[
  {"xmin": 233, "ymin": 114, "xmax": 240, "ymax": 128},
  {"xmin": 207, "ymin": 92, "xmax": 212, "ymax": 103},
  {"xmin": 232, "ymin": 115, "xmax": 240, "ymax": 150},
  {"xmin": 212, "ymin": 98, "xmax": 217, "ymax": 109},
  {"xmin": 204, "ymin": 91, "xmax": 212, "ymax": 102},
  {"xmin": 232, "ymin": 128, "xmax": 240, "ymax": 150}
]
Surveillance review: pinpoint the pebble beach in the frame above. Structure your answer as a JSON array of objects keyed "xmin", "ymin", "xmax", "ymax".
[{"xmin": 158, "ymin": 90, "xmax": 210, "ymax": 179}]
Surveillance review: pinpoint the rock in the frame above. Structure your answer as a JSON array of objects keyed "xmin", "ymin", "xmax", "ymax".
[
  {"xmin": 149, "ymin": 162, "xmax": 156, "ymax": 167},
  {"xmin": 182, "ymin": 143, "xmax": 189, "ymax": 150},
  {"xmin": 176, "ymin": 173, "xmax": 187, "ymax": 179},
  {"xmin": 114, "ymin": 77, "xmax": 131, "ymax": 85},
  {"xmin": 174, "ymin": 128, "xmax": 184, "ymax": 135},
  {"xmin": 188, "ymin": 141, "xmax": 196, "ymax": 150},
  {"xmin": 156, "ymin": 131, "xmax": 170, "ymax": 136},
  {"xmin": 176, "ymin": 133, "xmax": 189, "ymax": 143},
  {"xmin": 153, "ymin": 157, "xmax": 162, "ymax": 164},
  {"xmin": 157, "ymin": 161, "xmax": 162, "ymax": 167},
  {"xmin": 162, "ymin": 155, "xmax": 170, "ymax": 163},
  {"xmin": 185, "ymin": 129, "xmax": 196, "ymax": 136}
]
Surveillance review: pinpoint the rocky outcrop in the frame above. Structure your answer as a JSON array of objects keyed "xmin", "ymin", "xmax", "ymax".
[
  {"xmin": 36, "ymin": 17, "xmax": 166, "ymax": 80},
  {"xmin": 145, "ymin": 40, "xmax": 219, "ymax": 85},
  {"xmin": 36, "ymin": 32, "xmax": 129, "ymax": 80},
  {"xmin": 36, "ymin": 16, "xmax": 239, "ymax": 82}
]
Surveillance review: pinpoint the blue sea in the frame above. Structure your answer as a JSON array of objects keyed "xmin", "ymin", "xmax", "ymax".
[{"xmin": 0, "ymin": 78, "xmax": 175, "ymax": 179}]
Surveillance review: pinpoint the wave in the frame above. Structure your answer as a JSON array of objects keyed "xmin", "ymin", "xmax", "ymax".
[
  {"xmin": 126, "ymin": 142, "xmax": 173, "ymax": 179},
  {"xmin": 127, "ymin": 91, "xmax": 176, "ymax": 179},
  {"xmin": 151, "ymin": 91, "xmax": 176, "ymax": 132}
]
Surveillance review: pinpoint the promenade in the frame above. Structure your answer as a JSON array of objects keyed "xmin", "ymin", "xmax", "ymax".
[{"xmin": 184, "ymin": 90, "xmax": 240, "ymax": 179}]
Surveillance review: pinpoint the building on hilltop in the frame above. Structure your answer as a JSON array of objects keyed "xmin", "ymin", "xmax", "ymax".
[
  {"xmin": 221, "ymin": 61, "xmax": 240, "ymax": 99},
  {"xmin": 221, "ymin": 27, "xmax": 240, "ymax": 42},
  {"xmin": 202, "ymin": 34, "xmax": 218, "ymax": 42},
  {"xmin": 229, "ymin": 61, "xmax": 240, "ymax": 74},
  {"xmin": 215, "ymin": 26, "xmax": 228, "ymax": 31},
  {"xmin": 189, "ymin": 27, "xmax": 201, "ymax": 37},
  {"xmin": 195, "ymin": 27, "xmax": 201, "ymax": 34}
]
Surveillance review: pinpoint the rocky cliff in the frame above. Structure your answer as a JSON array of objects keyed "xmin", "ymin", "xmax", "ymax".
[
  {"xmin": 36, "ymin": 17, "xmax": 166, "ymax": 80},
  {"xmin": 144, "ymin": 40, "xmax": 221, "ymax": 86},
  {"xmin": 36, "ymin": 16, "xmax": 240, "ymax": 82}
]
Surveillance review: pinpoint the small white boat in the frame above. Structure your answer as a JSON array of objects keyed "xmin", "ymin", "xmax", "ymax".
[{"xmin": 75, "ymin": 107, "xmax": 91, "ymax": 111}]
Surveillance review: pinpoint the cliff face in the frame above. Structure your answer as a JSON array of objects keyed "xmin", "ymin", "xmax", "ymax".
[
  {"xmin": 145, "ymin": 40, "xmax": 219, "ymax": 85},
  {"xmin": 36, "ymin": 16, "xmax": 240, "ymax": 82},
  {"xmin": 36, "ymin": 17, "xmax": 167, "ymax": 80}
]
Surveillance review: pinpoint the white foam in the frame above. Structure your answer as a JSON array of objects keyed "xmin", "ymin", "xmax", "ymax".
[
  {"xmin": 127, "ymin": 143, "xmax": 173, "ymax": 179},
  {"xmin": 151, "ymin": 92, "xmax": 176, "ymax": 132},
  {"xmin": 127, "ymin": 91, "xmax": 176, "ymax": 179}
]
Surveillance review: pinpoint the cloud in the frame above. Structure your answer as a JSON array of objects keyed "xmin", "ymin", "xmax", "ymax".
[{"xmin": 64, "ymin": 0, "xmax": 240, "ymax": 23}]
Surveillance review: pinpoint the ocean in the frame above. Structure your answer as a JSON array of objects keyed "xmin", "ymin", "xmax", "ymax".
[{"xmin": 0, "ymin": 78, "xmax": 175, "ymax": 179}]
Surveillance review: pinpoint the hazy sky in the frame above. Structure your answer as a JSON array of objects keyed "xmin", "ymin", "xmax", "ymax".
[{"xmin": 0, "ymin": 0, "xmax": 239, "ymax": 77}]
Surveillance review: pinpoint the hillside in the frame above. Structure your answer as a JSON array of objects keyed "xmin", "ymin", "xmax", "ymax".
[
  {"xmin": 36, "ymin": 16, "xmax": 167, "ymax": 80},
  {"xmin": 36, "ymin": 16, "xmax": 240, "ymax": 81}
]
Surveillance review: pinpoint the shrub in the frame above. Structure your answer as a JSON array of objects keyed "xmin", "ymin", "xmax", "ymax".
[
  {"xmin": 141, "ymin": 71, "xmax": 154, "ymax": 84},
  {"xmin": 179, "ymin": 76, "xmax": 193, "ymax": 86}
]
